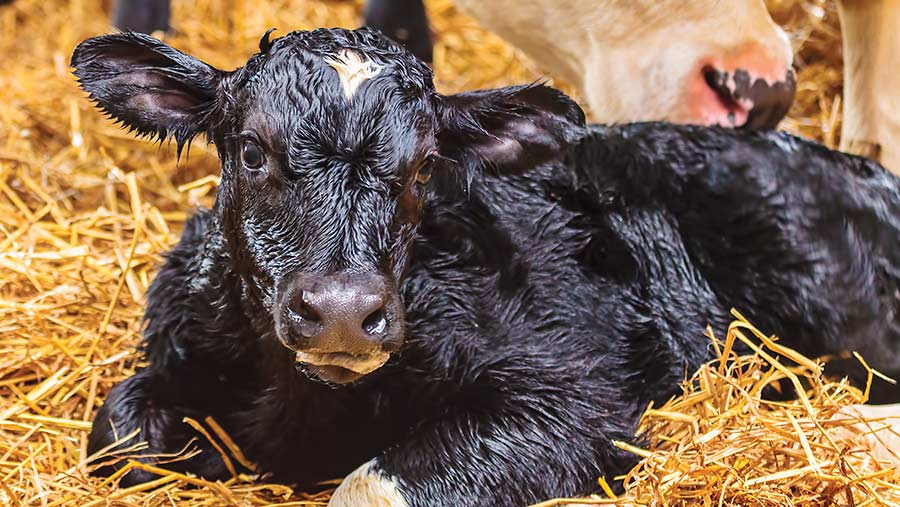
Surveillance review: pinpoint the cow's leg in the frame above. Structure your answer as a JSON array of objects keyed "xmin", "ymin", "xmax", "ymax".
[
  {"xmin": 112, "ymin": 0, "xmax": 170, "ymax": 34},
  {"xmin": 838, "ymin": 0, "xmax": 900, "ymax": 174},
  {"xmin": 88, "ymin": 368, "xmax": 236, "ymax": 486},
  {"xmin": 363, "ymin": 0, "xmax": 433, "ymax": 64}
]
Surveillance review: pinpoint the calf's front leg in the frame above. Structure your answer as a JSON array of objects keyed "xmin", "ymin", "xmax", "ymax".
[
  {"xmin": 328, "ymin": 396, "xmax": 635, "ymax": 507},
  {"xmin": 329, "ymin": 460, "xmax": 409, "ymax": 507},
  {"xmin": 88, "ymin": 368, "xmax": 236, "ymax": 486}
]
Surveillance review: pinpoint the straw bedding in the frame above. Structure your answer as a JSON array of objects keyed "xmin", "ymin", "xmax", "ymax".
[{"xmin": 1, "ymin": 0, "xmax": 895, "ymax": 505}]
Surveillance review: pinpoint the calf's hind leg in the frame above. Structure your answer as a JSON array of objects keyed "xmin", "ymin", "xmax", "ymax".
[{"xmin": 88, "ymin": 368, "xmax": 234, "ymax": 486}]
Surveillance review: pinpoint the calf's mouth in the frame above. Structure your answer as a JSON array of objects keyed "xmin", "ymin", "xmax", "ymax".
[{"xmin": 295, "ymin": 349, "xmax": 391, "ymax": 375}]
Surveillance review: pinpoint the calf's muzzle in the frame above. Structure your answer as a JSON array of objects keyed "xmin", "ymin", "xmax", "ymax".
[{"xmin": 275, "ymin": 272, "xmax": 404, "ymax": 384}]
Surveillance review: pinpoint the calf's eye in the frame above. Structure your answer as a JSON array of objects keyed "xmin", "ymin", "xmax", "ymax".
[
  {"xmin": 415, "ymin": 156, "xmax": 434, "ymax": 185},
  {"xmin": 241, "ymin": 140, "xmax": 265, "ymax": 170}
]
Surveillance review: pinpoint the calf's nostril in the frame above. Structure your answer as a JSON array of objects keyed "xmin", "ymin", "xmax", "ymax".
[
  {"xmin": 289, "ymin": 292, "xmax": 322, "ymax": 324},
  {"xmin": 283, "ymin": 275, "xmax": 396, "ymax": 345},
  {"xmin": 362, "ymin": 307, "xmax": 388, "ymax": 336}
]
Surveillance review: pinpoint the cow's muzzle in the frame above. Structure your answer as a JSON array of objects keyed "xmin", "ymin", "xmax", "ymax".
[{"xmin": 702, "ymin": 66, "xmax": 796, "ymax": 130}]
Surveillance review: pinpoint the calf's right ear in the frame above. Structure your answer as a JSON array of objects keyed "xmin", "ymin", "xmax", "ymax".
[{"xmin": 71, "ymin": 32, "xmax": 225, "ymax": 153}]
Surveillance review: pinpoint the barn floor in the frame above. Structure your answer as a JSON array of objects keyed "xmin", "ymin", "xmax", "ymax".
[{"xmin": 0, "ymin": 0, "xmax": 868, "ymax": 505}]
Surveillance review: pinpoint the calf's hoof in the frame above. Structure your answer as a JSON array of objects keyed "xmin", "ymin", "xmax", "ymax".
[{"xmin": 329, "ymin": 459, "xmax": 410, "ymax": 507}]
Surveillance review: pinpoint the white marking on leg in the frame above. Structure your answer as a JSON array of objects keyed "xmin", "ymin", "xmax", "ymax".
[
  {"xmin": 329, "ymin": 459, "xmax": 410, "ymax": 507},
  {"xmin": 325, "ymin": 50, "xmax": 382, "ymax": 100}
]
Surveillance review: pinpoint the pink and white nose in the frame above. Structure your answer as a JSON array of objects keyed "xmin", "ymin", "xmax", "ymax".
[{"xmin": 686, "ymin": 43, "xmax": 796, "ymax": 129}]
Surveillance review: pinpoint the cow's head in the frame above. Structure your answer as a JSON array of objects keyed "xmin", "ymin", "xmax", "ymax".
[
  {"xmin": 71, "ymin": 28, "xmax": 584, "ymax": 385},
  {"xmin": 456, "ymin": 0, "xmax": 796, "ymax": 128}
]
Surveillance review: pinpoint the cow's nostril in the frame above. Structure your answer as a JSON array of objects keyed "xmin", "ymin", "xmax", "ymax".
[
  {"xmin": 698, "ymin": 64, "xmax": 795, "ymax": 129},
  {"xmin": 702, "ymin": 65, "xmax": 723, "ymax": 93},
  {"xmin": 702, "ymin": 65, "xmax": 741, "ymax": 110},
  {"xmin": 362, "ymin": 307, "xmax": 388, "ymax": 336}
]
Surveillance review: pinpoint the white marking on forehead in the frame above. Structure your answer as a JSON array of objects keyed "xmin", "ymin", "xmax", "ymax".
[{"xmin": 324, "ymin": 49, "xmax": 383, "ymax": 100}]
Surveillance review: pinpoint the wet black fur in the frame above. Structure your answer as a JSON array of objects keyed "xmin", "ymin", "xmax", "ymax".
[{"xmin": 72, "ymin": 28, "xmax": 900, "ymax": 507}]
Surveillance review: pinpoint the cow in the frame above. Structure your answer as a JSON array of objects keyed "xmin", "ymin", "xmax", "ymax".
[{"xmin": 72, "ymin": 27, "xmax": 900, "ymax": 507}]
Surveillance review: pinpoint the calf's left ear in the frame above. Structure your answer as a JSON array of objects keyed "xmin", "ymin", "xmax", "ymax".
[
  {"xmin": 70, "ymin": 32, "xmax": 225, "ymax": 154},
  {"xmin": 435, "ymin": 84, "xmax": 585, "ymax": 173}
]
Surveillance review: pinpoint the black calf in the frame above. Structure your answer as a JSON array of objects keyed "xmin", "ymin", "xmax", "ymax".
[{"xmin": 72, "ymin": 27, "xmax": 900, "ymax": 507}]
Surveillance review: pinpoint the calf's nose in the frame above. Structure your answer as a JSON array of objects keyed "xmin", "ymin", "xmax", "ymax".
[{"xmin": 280, "ymin": 273, "xmax": 396, "ymax": 352}]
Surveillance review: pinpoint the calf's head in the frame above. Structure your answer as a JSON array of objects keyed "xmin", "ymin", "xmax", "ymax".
[{"xmin": 71, "ymin": 28, "xmax": 584, "ymax": 384}]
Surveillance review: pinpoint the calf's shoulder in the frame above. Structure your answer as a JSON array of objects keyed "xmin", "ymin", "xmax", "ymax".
[{"xmin": 141, "ymin": 209, "xmax": 253, "ymax": 371}]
